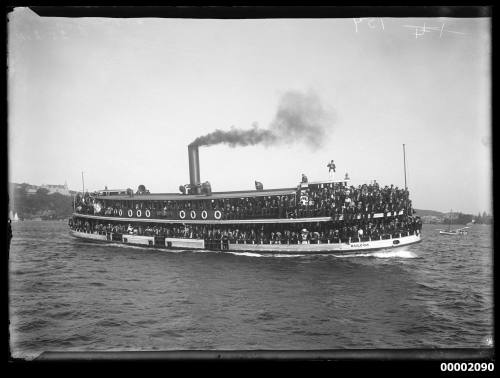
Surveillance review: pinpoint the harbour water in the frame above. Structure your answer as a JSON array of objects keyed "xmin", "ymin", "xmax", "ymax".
[{"xmin": 9, "ymin": 221, "xmax": 493, "ymax": 359}]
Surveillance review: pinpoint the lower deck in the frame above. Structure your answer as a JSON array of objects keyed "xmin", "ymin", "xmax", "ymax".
[{"xmin": 69, "ymin": 229, "xmax": 422, "ymax": 254}]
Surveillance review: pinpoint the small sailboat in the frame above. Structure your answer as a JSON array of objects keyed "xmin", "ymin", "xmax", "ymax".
[
  {"xmin": 9, "ymin": 211, "xmax": 20, "ymax": 222},
  {"xmin": 439, "ymin": 227, "xmax": 468, "ymax": 236},
  {"xmin": 438, "ymin": 210, "xmax": 468, "ymax": 235}
]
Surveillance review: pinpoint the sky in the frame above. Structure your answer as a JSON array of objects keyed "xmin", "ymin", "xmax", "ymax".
[{"xmin": 8, "ymin": 8, "xmax": 491, "ymax": 214}]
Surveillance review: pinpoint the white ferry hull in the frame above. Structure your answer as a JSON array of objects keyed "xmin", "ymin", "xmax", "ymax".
[{"xmin": 70, "ymin": 230, "xmax": 421, "ymax": 255}]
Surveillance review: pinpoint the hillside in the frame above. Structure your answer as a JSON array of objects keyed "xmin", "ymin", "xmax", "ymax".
[
  {"xmin": 414, "ymin": 209, "xmax": 444, "ymax": 217},
  {"xmin": 9, "ymin": 184, "xmax": 74, "ymax": 220}
]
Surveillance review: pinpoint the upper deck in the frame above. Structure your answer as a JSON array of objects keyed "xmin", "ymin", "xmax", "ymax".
[
  {"xmin": 73, "ymin": 178, "xmax": 413, "ymax": 223},
  {"xmin": 95, "ymin": 187, "xmax": 298, "ymax": 201},
  {"xmin": 93, "ymin": 179, "xmax": 350, "ymax": 201}
]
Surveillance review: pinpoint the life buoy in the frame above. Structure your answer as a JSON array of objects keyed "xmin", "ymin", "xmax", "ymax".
[
  {"xmin": 201, "ymin": 210, "xmax": 208, "ymax": 220},
  {"xmin": 119, "ymin": 209, "xmax": 123, "ymax": 217},
  {"xmin": 214, "ymin": 210, "xmax": 222, "ymax": 220},
  {"xmin": 145, "ymin": 209, "xmax": 151, "ymax": 218},
  {"xmin": 136, "ymin": 209, "xmax": 142, "ymax": 218},
  {"xmin": 190, "ymin": 210, "xmax": 196, "ymax": 219},
  {"xmin": 127, "ymin": 209, "xmax": 133, "ymax": 217},
  {"xmin": 179, "ymin": 210, "xmax": 186, "ymax": 219}
]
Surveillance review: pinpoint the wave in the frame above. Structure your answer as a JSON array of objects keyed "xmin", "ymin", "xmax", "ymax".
[
  {"xmin": 371, "ymin": 250, "xmax": 418, "ymax": 258},
  {"xmin": 227, "ymin": 252, "xmax": 263, "ymax": 257},
  {"xmin": 333, "ymin": 249, "xmax": 418, "ymax": 259}
]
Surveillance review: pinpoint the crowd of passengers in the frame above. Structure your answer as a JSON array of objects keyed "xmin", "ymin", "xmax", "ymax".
[
  {"xmin": 300, "ymin": 180, "xmax": 412, "ymax": 216},
  {"xmin": 70, "ymin": 215, "xmax": 422, "ymax": 244},
  {"xmin": 75, "ymin": 181, "xmax": 414, "ymax": 220}
]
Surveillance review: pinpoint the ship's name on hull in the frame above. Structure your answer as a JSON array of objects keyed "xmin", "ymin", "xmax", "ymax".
[{"xmin": 350, "ymin": 243, "xmax": 370, "ymax": 248}]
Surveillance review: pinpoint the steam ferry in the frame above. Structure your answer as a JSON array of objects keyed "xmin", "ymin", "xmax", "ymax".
[{"xmin": 69, "ymin": 145, "xmax": 422, "ymax": 254}]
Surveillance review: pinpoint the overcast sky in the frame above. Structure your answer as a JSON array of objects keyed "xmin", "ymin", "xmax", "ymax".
[{"xmin": 8, "ymin": 8, "xmax": 491, "ymax": 214}]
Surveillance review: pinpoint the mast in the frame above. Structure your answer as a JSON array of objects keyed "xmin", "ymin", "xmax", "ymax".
[
  {"xmin": 403, "ymin": 144, "xmax": 407, "ymax": 190},
  {"xmin": 82, "ymin": 171, "xmax": 85, "ymax": 194}
]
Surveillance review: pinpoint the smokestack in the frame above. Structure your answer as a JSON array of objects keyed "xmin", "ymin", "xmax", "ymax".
[{"xmin": 188, "ymin": 144, "xmax": 201, "ymax": 193}]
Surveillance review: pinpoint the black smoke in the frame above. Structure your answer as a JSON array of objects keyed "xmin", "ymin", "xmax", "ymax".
[{"xmin": 189, "ymin": 90, "xmax": 334, "ymax": 149}]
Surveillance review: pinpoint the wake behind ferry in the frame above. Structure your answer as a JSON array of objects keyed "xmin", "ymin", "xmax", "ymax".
[{"xmin": 69, "ymin": 145, "xmax": 422, "ymax": 254}]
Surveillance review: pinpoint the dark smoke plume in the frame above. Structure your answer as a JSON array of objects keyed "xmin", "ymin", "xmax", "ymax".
[{"xmin": 189, "ymin": 90, "xmax": 333, "ymax": 149}]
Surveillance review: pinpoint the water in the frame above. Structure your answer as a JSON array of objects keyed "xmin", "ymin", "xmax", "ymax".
[{"xmin": 9, "ymin": 221, "xmax": 494, "ymax": 359}]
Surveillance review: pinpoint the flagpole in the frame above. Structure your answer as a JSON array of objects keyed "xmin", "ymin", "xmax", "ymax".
[{"xmin": 403, "ymin": 144, "xmax": 407, "ymax": 190}]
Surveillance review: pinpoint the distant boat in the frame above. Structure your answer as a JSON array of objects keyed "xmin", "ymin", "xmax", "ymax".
[
  {"xmin": 439, "ymin": 227, "xmax": 468, "ymax": 236},
  {"xmin": 438, "ymin": 209, "xmax": 468, "ymax": 235}
]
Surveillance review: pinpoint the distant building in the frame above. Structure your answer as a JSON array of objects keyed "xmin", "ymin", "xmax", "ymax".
[
  {"xmin": 41, "ymin": 182, "xmax": 70, "ymax": 196},
  {"xmin": 421, "ymin": 215, "xmax": 444, "ymax": 224},
  {"xmin": 22, "ymin": 182, "xmax": 71, "ymax": 196},
  {"xmin": 443, "ymin": 212, "xmax": 459, "ymax": 221}
]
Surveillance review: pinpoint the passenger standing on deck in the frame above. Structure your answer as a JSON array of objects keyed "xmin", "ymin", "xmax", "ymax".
[
  {"xmin": 358, "ymin": 227, "xmax": 364, "ymax": 242},
  {"xmin": 327, "ymin": 160, "xmax": 336, "ymax": 180}
]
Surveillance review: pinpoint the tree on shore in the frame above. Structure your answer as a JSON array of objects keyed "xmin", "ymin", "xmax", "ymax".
[
  {"xmin": 475, "ymin": 211, "xmax": 493, "ymax": 224},
  {"xmin": 9, "ymin": 186, "xmax": 73, "ymax": 220}
]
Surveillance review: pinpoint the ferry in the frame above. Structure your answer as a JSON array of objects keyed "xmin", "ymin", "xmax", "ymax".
[{"xmin": 69, "ymin": 145, "xmax": 422, "ymax": 254}]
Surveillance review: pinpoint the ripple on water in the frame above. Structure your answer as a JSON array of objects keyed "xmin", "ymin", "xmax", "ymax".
[
  {"xmin": 150, "ymin": 329, "xmax": 185, "ymax": 338},
  {"xmin": 16, "ymin": 318, "xmax": 51, "ymax": 332},
  {"xmin": 88, "ymin": 282, "xmax": 106, "ymax": 287},
  {"xmin": 94, "ymin": 319, "xmax": 124, "ymax": 328}
]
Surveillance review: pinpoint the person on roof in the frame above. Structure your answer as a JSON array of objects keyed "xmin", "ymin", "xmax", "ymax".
[{"xmin": 327, "ymin": 160, "xmax": 336, "ymax": 180}]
